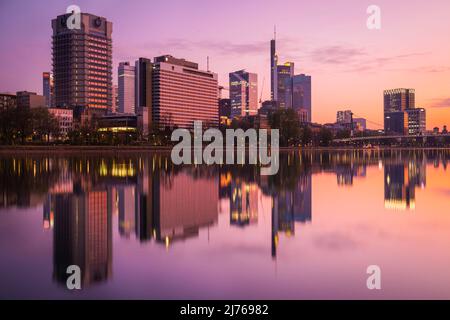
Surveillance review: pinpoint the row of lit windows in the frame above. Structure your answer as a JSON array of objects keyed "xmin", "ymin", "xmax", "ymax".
[
  {"xmin": 88, "ymin": 48, "xmax": 108, "ymax": 55},
  {"xmin": 87, "ymin": 35, "xmax": 109, "ymax": 43},
  {"xmin": 89, "ymin": 93, "xmax": 108, "ymax": 98},
  {"xmin": 87, "ymin": 104, "xmax": 108, "ymax": 109},
  {"xmin": 158, "ymin": 72, "xmax": 217, "ymax": 86},
  {"xmin": 155, "ymin": 88, "xmax": 217, "ymax": 99},
  {"xmin": 157, "ymin": 97, "xmax": 217, "ymax": 107},
  {"xmin": 87, "ymin": 40, "xmax": 109, "ymax": 48},
  {"xmin": 87, "ymin": 81, "xmax": 108, "ymax": 87},
  {"xmin": 89, "ymin": 98, "xmax": 108, "ymax": 103},
  {"xmin": 88, "ymin": 75, "xmax": 109, "ymax": 81},
  {"xmin": 87, "ymin": 59, "xmax": 109, "ymax": 66},
  {"xmin": 155, "ymin": 83, "xmax": 218, "ymax": 96},
  {"xmin": 89, "ymin": 70, "xmax": 109, "ymax": 77},
  {"xmin": 156, "ymin": 90, "xmax": 217, "ymax": 102},
  {"xmin": 87, "ymin": 53, "xmax": 109, "ymax": 61},
  {"xmin": 89, "ymin": 87, "xmax": 108, "ymax": 93},
  {"xmin": 88, "ymin": 64, "xmax": 109, "ymax": 71}
]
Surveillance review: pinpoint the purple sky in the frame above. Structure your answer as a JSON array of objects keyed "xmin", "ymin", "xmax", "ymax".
[{"xmin": 1, "ymin": 0, "xmax": 450, "ymax": 128}]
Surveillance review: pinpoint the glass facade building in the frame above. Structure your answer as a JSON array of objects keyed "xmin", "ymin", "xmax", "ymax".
[
  {"xmin": 276, "ymin": 63, "xmax": 294, "ymax": 109},
  {"xmin": 229, "ymin": 69, "xmax": 258, "ymax": 118},
  {"xmin": 285, "ymin": 74, "xmax": 312, "ymax": 122}
]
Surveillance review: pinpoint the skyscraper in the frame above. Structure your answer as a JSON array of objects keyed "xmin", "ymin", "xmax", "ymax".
[
  {"xmin": 229, "ymin": 69, "xmax": 258, "ymax": 118},
  {"xmin": 135, "ymin": 58, "xmax": 153, "ymax": 113},
  {"xmin": 118, "ymin": 62, "xmax": 135, "ymax": 114},
  {"xmin": 270, "ymin": 38, "xmax": 277, "ymax": 101},
  {"xmin": 42, "ymin": 72, "xmax": 54, "ymax": 107},
  {"xmin": 152, "ymin": 55, "xmax": 218, "ymax": 129},
  {"xmin": 276, "ymin": 62, "xmax": 294, "ymax": 108},
  {"xmin": 269, "ymin": 35, "xmax": 312, "ymax": 121},
  {"xmin": 286, "ymin": 74, "xmax": 312, "ymax": 122},
  {"xmin": 384, "ymin": 88, "xmax": 415, "ymax": 134},
  {"xmin": 52, "ymin": 13, "xmax": 112, "ymax": 118}
]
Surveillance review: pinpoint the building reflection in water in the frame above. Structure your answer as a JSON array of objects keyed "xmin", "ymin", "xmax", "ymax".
[
  {"xmin": 384, "ymin": 152, "xmax": 427, "ymax": 210},
  {"xmin": 271, "ymin": 171, "xmax": 312, "ymax": 258},
  {"xmin": 1, "ymin": 149, "xmax": 448, "ymax": 289}
]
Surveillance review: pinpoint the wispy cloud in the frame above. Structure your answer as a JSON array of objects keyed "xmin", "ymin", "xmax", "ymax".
[
  {"xmin": 429, "ymin": 98, "xmax": 450, "ymax": 108},
  {"xmin": 116, "ymin": 38, "xmax": 270, "ymax": 60},
  {"xmin": 301, "ymin": 44, "xmax": 428, "ymax": 73},
  {"xmin": 309, "ymin": 45, "xmax": 366, "ymax": 64}
]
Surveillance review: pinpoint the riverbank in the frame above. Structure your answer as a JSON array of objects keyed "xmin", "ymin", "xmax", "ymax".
[{"xmin": 1, "ymin": 145, "xmax": 450, "ymax": 154}]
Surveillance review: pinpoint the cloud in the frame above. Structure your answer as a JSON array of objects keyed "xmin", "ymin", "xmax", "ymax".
[
  {"xmin": 411, "ymin": 66, "xmax": 450, "ymax": 73},
  {"xmin": 309, "ymin": 45, "xmax": 366, "ymax": 64},
  {"xmin": 430, "ymin": 98, "xmax": 450, "ymax": 108},
  {"xmin": 116, "ymin": 38, "xmax": 269, "ymax": 60},
  {"xmin": 305, "ymin": 44, "xmax": 428, "ymax": 73}
]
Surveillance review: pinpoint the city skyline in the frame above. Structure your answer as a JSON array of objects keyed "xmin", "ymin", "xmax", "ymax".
[{"xmin": 1, "ymin": 0, "xmax": 450, "ymax": 129}]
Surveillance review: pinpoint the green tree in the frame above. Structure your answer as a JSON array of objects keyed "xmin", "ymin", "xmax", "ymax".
[
  {"xmin": 269, "ymin": 108, "xmax": 301, "ymax": 147},
  {"xmin": 318, "ymin": 127, "xmax": 333, "ymax": 146},
  {"xmin": 31, "ymin": 107, "xmax": 59, "ymax": 142}
]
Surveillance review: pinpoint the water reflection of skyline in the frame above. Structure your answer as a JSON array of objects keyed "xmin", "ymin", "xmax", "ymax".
[{"xmin": 1, "ymin": 150, "xmax": 449, "ymax": 288}]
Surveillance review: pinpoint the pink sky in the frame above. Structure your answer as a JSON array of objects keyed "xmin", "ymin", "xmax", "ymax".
[{"xmin": 0, "ymin": 0, "xmax": 449, "ymax": 129}]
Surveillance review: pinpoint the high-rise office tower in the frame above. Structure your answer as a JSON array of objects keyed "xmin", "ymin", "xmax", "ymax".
[
  {"xmin": 270, "ymin": 38, "xmax": 278, "ymax": 101},
  {"xmin": 135, "ymin": 58, "xmax": 153, "ymax": 130},
  {"xmin": 52, "ymin": 13, "xmax": 112, "ymax": 118},
  {"xmin": 276, "ymin": 62, "xmax": 294, "ymax": 108},
  {"xmin": 229, "ymin": 69, "xmax": 258, "ymax": 118},
  {"xmin": 384, "ymin": 88, "xmax": 415, "ymax": 134},
  {"xmin": 135, "ymin": 58, "xmax": 153, "ymax": 112},
  {"xmin": 118, "ymin": 62, "xmax": 135, "ymax": 114},
  {"xmin": 152, "ymin": 55, "xmax": 218, "ymax": 129},
  {"xmin": 42, "ymin": 72, "xmax": 54, "ymax": 107},
  {"xmin": 285, "ymin": 74, "xmax": 312, "ymax": 122}
]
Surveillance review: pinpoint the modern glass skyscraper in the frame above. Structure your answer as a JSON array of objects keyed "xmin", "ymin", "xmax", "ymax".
[
  {"xmin": 135, "ymin": 57, "xmax": 153, "ymax": 113},
  {"xmin": 276, "ymin": 62, "xmax": 294, "ymax": 108},
  {"xmin": 229, "ymin": 69, "xmax": 258, "ymax": 118},
  {"xmin": 285, "ymin": 74, "xmax": 312, "ymax": 122},
  {"xmin": 52, "ymin": 12, "xmax": 112, "ymax": 117},
  {"xmin": 270, "ymin": 38, "xmax": 277, "ymax": 101},
  {"xmin": 118, "ymin": 62, "xmax": 135, "ymax": 114}
]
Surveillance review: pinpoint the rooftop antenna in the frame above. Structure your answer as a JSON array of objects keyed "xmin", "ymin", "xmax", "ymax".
[
  {"xmin": 274, "ymin": 25, "xmax": 276, "ymax": 41},
  {"xmin": 207, "ymin": 56, "xmax": 210, "ymax": 72}
]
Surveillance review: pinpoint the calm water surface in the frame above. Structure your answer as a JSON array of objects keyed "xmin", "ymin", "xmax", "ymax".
[{"xmin": 1, "ymin": 149, "xmax": 450, "ymax": 299}]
